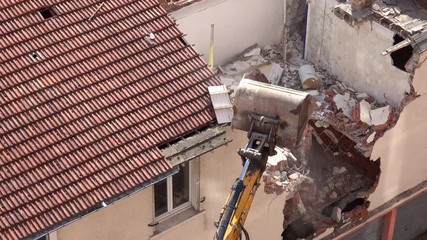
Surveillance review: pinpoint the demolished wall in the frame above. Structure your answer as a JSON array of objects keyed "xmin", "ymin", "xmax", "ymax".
[
  {"xmin": 219, "ymin": 9, "xmax": 423, "ymax": 237},
  {"xmin": 305, "ymin": 0, "xmax": 411, "ymax": 107},
  {"xmin": 369, "ymin": 49, "xmax": 427, "ymax": 209}
]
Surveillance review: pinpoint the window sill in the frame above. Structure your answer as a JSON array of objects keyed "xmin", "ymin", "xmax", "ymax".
[{"xmin": 150, "ymin": 208, "xmax": 205, "ymax": 239}]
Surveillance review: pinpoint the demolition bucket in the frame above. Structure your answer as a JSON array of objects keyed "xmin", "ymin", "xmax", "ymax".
[{"xmin": 232, "ymin": 79, "xmax": 316, "ymax": 148}]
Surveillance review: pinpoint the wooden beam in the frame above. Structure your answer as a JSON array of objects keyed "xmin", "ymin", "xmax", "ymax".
[{"xmin": 382, "ymin": 208, "xmax": 397, "ymax": 240}]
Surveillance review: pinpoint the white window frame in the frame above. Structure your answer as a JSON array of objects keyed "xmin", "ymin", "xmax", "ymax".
[{"xmin": 154, "ymin": 160, "xmax": 199, "ymax": 222}]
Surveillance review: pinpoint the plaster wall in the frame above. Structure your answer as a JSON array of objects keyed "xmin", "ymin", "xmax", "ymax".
[
  {"xmin": 369, "ymin": 51, "xmax": 427, "ymax": 209},
  {"xmin": 199, "ymin": 129, "xmax": 287, "ymax": 240},
  {"xmin": 305, "ymin": 0, "xmax": 410, "ymax": 107},
  {"xmin": 57, "ymin": 187, "xmax": 154, "ymax": 240},
  {"xmin": 151, "ymin": 129, "xmax": 287, "ymax": 240},
  {"xmin": 56, "ymin": 129, "xmax": 286, "ymax": 240},
  {"xmin": 171, "ymin": 0, "xmax": 284, "ymax": 65}
]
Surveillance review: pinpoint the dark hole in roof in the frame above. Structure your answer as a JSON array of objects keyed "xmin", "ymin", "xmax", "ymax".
[{"xmin": 39, "ymin": 7, "xmax": 57, "ymax": 19}]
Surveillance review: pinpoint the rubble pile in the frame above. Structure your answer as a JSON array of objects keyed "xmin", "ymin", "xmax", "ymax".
[
  {"xmin": 262, "ymin": 147, "xmax": 309, "ymax": 195},
  {"xmin": 219, "ymin": 34, "xmax": 396, "ymax": 238},
  {"xmin": 312, "ymin": 82, "xmax": 393, "ymax": 157},
  {"xmin": 220, "ymin": 34, "xmax": 394, "ymax": 159}
]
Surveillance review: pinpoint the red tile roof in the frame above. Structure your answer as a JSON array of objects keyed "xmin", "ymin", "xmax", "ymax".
[{"xmin": 0, "ymin": 1, "xmax": 219, "ymax": 239}]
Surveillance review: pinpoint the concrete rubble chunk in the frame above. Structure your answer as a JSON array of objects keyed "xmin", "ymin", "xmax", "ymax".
[
  {"xmin": 357, "ymin": 100, "xmax": 390, "ymax": 129},
  {"xmin": 331, "ymin": 206, "xmax": 342, "ymax": 222},
  {"xmin": 259, "ymin": 63, "xmax": 284, "ymax": 85},
  {"xmin": 370, "ymin": 105, "xmax": 390, "ymax": 127},
  {"xmin": 243, "ymin": 47, "xmax": 261, "ymax": 57},
  {"xmin": 333, "ymin": 92, "xmax": 357, "ymax": 119},
  {"xmin": 314, "ymin": 121, "xmax": 330, "ymax": 128},
  {"xmin": 359, "ymin": 99, "xmax": 371, "ymax": 124},
  {"xmin": 288, "ymin": 172, "xmax": 300, "ymax": 180},
  {"xmin": 224, "ymin": 60, "xmax": 251, "ymax": 74},
  {"xmin": 356, "ymin": 92, "xmax": 369, "ymax": 100},
  {"xmin": 366, "ymin": 132, "xmax": 376, "ymax": 143}
]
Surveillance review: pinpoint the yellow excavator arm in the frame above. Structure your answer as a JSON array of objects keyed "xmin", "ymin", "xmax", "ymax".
[{"xmin": 214, "ymin": 79, "xmax": 316, "ymax": 240}]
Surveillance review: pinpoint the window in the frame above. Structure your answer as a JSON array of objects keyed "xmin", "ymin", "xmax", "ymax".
[
  {"xmin": 39, "ymin": 7, "xmax": 57, "ymax": 19},
  {"xmin": 154, "ymin": 162, "xmax": 191, "ymax": 218}
]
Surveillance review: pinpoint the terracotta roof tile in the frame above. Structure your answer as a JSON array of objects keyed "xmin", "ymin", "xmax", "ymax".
[{"xmin": 0, "ymin": 0, "xmax": 220, "ymax": 239}]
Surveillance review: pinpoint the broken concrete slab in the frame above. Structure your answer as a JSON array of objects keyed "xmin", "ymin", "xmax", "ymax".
[
  {"xmin": 370, "ymin": 105, "xmax": 390, "ymax": 128},
  {"xmin": 267, "ymin": 63, "xmax": 284, "ymax": 85},
  {"xmin": 359, "ymin": 99, "xmax": 372, "ymax": 124},
  {"xmin": 258, "ymin": 63, "xmax": 284, "ymax": 85},
  {"xmin": 243, "ymin": 47, "xmax": 261, "ymax": 57},
  {"xmin": 333, "ymin": 92, "xmax": 357, "ymax": 119}
]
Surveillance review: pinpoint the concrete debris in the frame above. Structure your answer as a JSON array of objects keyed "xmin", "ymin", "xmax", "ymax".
[
  {"xmin": 333, "ymin": 92, "xmax": 357, "ymax": 119},
  {"xmin": 263, "ymin": 146, "xmax": 307, "ymax": 195},
  {"xmin": 366, "ymin": 132, "xmax": 376, "ymax": 144},
  {"xmin": 331, "ymin": 207, "xmax": 342, "ymax": 222},
  {"xmin": 219, "ymin": 35, "xmax": 397, "ymax": 235},
  {"xmin": 356, "ymin": 92, "xmax": 369, "ymax": 100},
  {"xmin": 356, "ymin": 100, "xmax": 391, "ymax": 129},
  {"xmin": 299, "ymin": 65, "xmax": 321, "ymax": 89},
  {"xmin": 224, "ymin": 60, "xmax": 251, "ymax": 75},
  {"xmin": 266, "ymin": 63, "xmax": 284, "ymax": 85},
  {"xmin": 358, "ymin": 100, "xmax": 372, "ymax": 124},
  {"xmin": 243, "ymin": 47, "xmax": 261, "ymax": 57},
  {"xmin": 258, "ymin": 63, "xmax": 285, "ymax": 85},
  {"xmin": 370, "ymin": 105, "xmax": 391, "ymax": 128},
  {"xmin": 314, "ymin": 121, "xmax": 330, "ymax": 128},
  {"xmin": 219, "ymin": 34, "xmax": 395, "ymax": 158}
]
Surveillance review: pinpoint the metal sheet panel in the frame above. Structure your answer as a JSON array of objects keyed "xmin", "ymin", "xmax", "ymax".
[
  {"xmin": 394, "ymin": 192, "xmax": 427, "ymax": 240},
  {"xmin": 344, "ymin": 217, "xmax": 384, "ymax": 240}
]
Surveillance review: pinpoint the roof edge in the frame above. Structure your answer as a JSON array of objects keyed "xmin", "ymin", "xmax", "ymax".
[{"xmin": 26, "ymin": 166, "xmax": 180, "ymax": 240}]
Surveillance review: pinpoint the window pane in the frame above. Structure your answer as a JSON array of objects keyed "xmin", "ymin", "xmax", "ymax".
[
  {"xmin": 154, "ymin": 179, "xmax": 168, "ymax": 217},
  {"xmin": 172, "ymin": 163, "xmax": 189, "ymax": 208}
]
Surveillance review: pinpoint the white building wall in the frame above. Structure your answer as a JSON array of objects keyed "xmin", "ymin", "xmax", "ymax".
[
  {"xmin": 369, "ymin": 51, "xmax": 427, "ymax": 209},
  {"xmin": 305, "ymin": 0, "xmax": 410, "ymax": 107},
  {"xmin": 172, "ymin": 0, "xmax": 285, "ymax": 66}
]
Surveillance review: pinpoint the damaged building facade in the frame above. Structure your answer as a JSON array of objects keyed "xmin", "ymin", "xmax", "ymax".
[
  {"xmin": 1, "ymin": 0, "xmax": 427, "ymax": 240},
  {"xmin": 174, "ymin": 0, "xmax": 427, "ymax": 239},
  {"xmin": 280, "ymin": 0, "xmax": 427, "ymax": 239}
]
